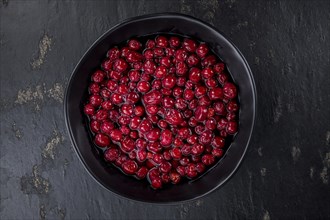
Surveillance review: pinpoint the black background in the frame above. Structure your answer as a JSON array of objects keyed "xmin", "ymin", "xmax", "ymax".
[{"xmin": 1, "ymin": 0, "xmax": 329, "ymax": 219}]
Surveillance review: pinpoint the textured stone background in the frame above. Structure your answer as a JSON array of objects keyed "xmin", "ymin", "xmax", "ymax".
[{"xmin": 1, "ymin": 0, "xmax": 330, "ymax": 219}]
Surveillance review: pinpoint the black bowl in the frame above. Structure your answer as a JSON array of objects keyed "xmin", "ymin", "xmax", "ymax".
[{"xmin": 64, "ymin": 13, "xmax": 256, "ymax": 203}]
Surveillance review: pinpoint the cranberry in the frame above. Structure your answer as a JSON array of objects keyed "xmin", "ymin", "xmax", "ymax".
[
  {"xmin": 128, "ymin": 39, "xmax": 142, "ymax": 51},
  {"xmin": 147, "ymin": 142, "xmax": 162, "ymax": 153},
  {"xmin": 161, "ymin": 173, "xmax": 170, "ymax": 183},
  {"xmin": 120, "ymin": 47, "xmax": 131, "ymax": 57},
  {"xmin": 188, "ymin": 99, "xmax": 198, "ymax": 110},
  {"xmin": 110, "ymin": 129, "xmax": 122, "ymax": 142},
  {"xmin": 95, "ymin": 109, "xmax": 108, "ymax": 121},
  {"xmin": 101, "ymin": 100, "xmax": 113, "ymax": 110},
  {"xmin": 104, "ymin": 148, "xmax": 120, "ymax": 162},
  {"xmin": 107, "ymin": 47, "xmax": 120, "ymax": 60},
  {"xmin": 122, "ymin": 160, "xmax": 138, "ymax": 175},
  {"xmin": 102, "ymin": 59, "xmax": 112, "ymax": 71},
  {"xmin": 212, "ymin": 148, "xmax": 224, "ymax": 157},
  {"xmin": 154, "ymin": 48, "xmax": 164, "ymax": 57},
  {"xmin": 214, "ymin": 102, "xmax": 226, "ymax": 115},
  {"xmin": 100, "ymin": 121, "xmax": 114, "ymax": 134},
  {"xmin": 179, "ymin": 157, "xmax": 190, "ymax": 166},
  {"xmin": 89, "ymin": 95, "xmax": 102, "ymax": 107},
  {"xmin": 154, "ymin": 66, "xmax": 167, "ymax": 79},
  {"xmin": 194, "ymin": 106, "xmax": 208, "ymax": 121},
  {"xmin": 176, "ymin": 166, "xmax": 186, "ymax": 176},
  {"xmin": 201, "ymin": 67, "xmax": 214, "ymax": 79},
  {"xmin": 199, "ymin": 130, "xmax": 213, "ymax": 145},
  {"xmin": 162, "ymin": 75, "xmax": 176, "ymax": 89},
  {"xmin": 110, "ymin": 93, "xmax": 123, "ymax": 105},
  {"xmin": 195, "ymin": 86, "xmax": 207, "ymax": 98},
  {"xmin": 214, "ymin": 62, "xmax": 225, "ymax": 73},
  {"xmin": 162, "ymin": 97, "xmax": 175, "ymax": 108},
  {"xmin": 94, "ymin": 133, "xmax": 110, "ymax": 147},
  {"xmin": 90, "ymin": 120, "xmax": 100, "ymax": 133},
  {"xmin": 91, "ymin": 70, "xmax": 106, "ymax": 83},
  {"xmin": 212, "ymin": 137, "xmax": 225, "ymax": 148},
  {"xmin": 121, "ymin": 137, "xmax": 135, "ymax": 153},
  {"xmin": 191, "ymin": 144, "xmax": 205, "ymax": 156},
  {"xmin": 188, "ymin": 117, "xmax": 198, "ymax": 127},
  {"xmin": 205, "ymin": 118, "xmax": 217, "ymax": 130},
  {"xmin": 223, "ymin": 82, "xmax": 238, "ymax": 99},
  {"xmin": 176, "ymin": 77, "xmax": 186, "ymax": 87},
  {"xmin": 89, "ymin": 83, "xmax": 100, "ymax": 94},
  {"xmin": 152, "ymin": 154, "xmax": 164, "ymax": 164},
  {"xmin": 208, "ymin": 88, "xmax": 223, "ymax": 100},
  {"xmin": 128, "ymin": 70, "xmax": 141, "ymax": 82},
  {"xmin": 158, "ymin": 120, "xmax": 168, "ymax": 129},
  {"xmin": 165, "ymin": 109, "xmax": 183, "ymax": 125},
  {"xmin": 177, "ymin": 127, "xmax": 191, "ymax": 139},
  {"xmin": 134, "ymin": 106, "xmax": 145, "ymax": 116},
  {"xmin": 181, "ymin": 145, "xmax": 191, "ymax": 156},
  {"xmin": 169, "ymin": 171, "xmax": 181, "ymax": 184},
  {"xmin": 129, "ymin": 131, "xmax": 138, "ymax": 139},
  {"xmin": 188, "ymin": 67, "xmax": 201, "ymax": 83},
  {"xmin": 195, "ymin": 162, "xmax": 206, "ymax": 173},
  {"xmin": 149, "ymin": 115, "xmax": 160, "ymax": 124},
  {"xmin": 151, "ymin": 79, "xmax": 162, "ymax": 90},
  {"xmin": 183, "ymin": 38, "xmax": 197, "ymax": 52},
  {"xmin": 195, "ymin": 125, "xmax": 205, "ymax": 135},
  {"xmin": 169, "ymin": 36, "xmax": 180, "ymax": 48},
  {"xmin": 139, "ymin": 119, "xmax": 152, "ymax": 133},
  {"xmin": 205, "ymin": 78, "xmax": 218, "ymax": 88},
  {"xmin": 118, "ymin": 115, "xmax": 130, "ymax": 125},
  {"xmin": 175, "ymin": 61, "xmax": 188, "ymax": 76},
  {"xmin": 143, "ymin": 90, "xmax": 162, "ymax": 105},
  {"xmin": 145, "ymin": 128, "xmax": 161, "ymax": 142},
  {"xmin": 171, "ymin": 147, "xmax": 182, "ymax": 160},
  {"xmin": 106, "ymin": 80, "xmax": 117, "ymax": 91},
  {"xmin": 145, "ymin": 105, "xmax": 159, "ymax": 115},
  {"xmin": 143, "ymin": 60, "xmax": 156, "ymax": 74},
  {"xmin": 127, "ymin": 51, "xmax": 143, "ymax": 62},
  {"xmin": 186, "ymin": 54, "xmax": 200, "ymax": 67},
  {"xmin": 113, "ymin": 58, "xmax": 128, "ymax": 73},
  {"xmin": 175, "ymin": 49, "xmax": 188, "ymax": 61},
  {"xmin": 226, "ymin": 121, "xmax": 238, "ymax": 134},
  {"xmin": 136, "ymin": 138, "xmax": 147, "ymax": 150},
  {"xmin": 160, "ymin": 129, "xmax": 172, "ymax": 146},
  {"xmin": 185, "ymin": 80, "xmax": 194, "ymax": 89},
  {"xmin": 151, "ymin": 178, "xmax": 162, "ymax": 189},
  {"xmin": 160, "ymin": 57, "xmax": 171, "ymax": 67},
  {"xmin": 196, "ymin": 43, "xmax": 209, "ymax": 58},
  {"xmin": 185, "ymin": 163, "xmax": 198, "ymax": 178},
  {"xmin": 136, "ymin": 167, "xmax": 148, "ymax": 179},
  {"xmin": 202, "ymin": 154, "xmax": 215, "ymax": 166},
  {"xmin": 227, "ymin": 100, "xmax": 239, "ymax": 112},
  {"xmin": 156, "ymin": 36, "xmax": 168, "ymax": 48},
  {"xmin": 137, "ymin": 81, "xmax": 151, "ymax": 93},
  {"xmin": 84, "ymin": 104, "xmax": 94, "ymax": 115},
  {"xmin": 146, "ymin": 39, "xmax": 156, "ymax": 49},
  {"xmin": 199, "ymin": 95, "xmax": 211, "ymax": 106},
  {"xmin": 126, "ymin": 92, "xmax": 139, "ymax": 103},
  {"xmin": 201, "ymin": 55, "xmax": 217, "ymax": 67}
]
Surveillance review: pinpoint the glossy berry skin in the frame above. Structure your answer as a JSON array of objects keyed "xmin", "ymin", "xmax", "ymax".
[
  {"xmin": 84, "ymin": 34, "xmax": 239, "ymax": 190},
  {"xmin": 94, "ymin": 133, "xmax": 110, "ymax": 147}
]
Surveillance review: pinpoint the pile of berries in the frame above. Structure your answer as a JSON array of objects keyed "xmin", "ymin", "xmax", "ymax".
[{"xmin": 84, "ymin": 35, "xmax": 239, "ymax": 189}]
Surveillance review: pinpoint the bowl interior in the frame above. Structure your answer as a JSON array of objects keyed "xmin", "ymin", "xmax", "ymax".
[{"xmin": 65, "ymin": 13, "xmax": 256, "ymax": 203}]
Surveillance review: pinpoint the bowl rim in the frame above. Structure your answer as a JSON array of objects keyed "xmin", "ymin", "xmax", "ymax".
[{"xmin": 64, "ymin": 12, "xmax": 257, "ymax": 204}]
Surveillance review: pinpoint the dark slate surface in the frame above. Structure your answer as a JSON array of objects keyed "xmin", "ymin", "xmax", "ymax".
[{"xmin": 1, "ymin": 0, "xmax": 330, "ymax": 219}]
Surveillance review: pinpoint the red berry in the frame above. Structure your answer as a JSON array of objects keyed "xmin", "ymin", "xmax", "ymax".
[
  {"xmin": 104, "ymin": 148, "xmax": 120, "ymax": 162},
  {"xmin": 122, "ymin": 160, "xmax": 138, "ymax": 175},
  {"xmin": 94, "ymin": 133, "xmax": 110, "ymax": 147},
  {"xmin": 128, "ymin": 39, "xmax": 142, "ymax": 51}
]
